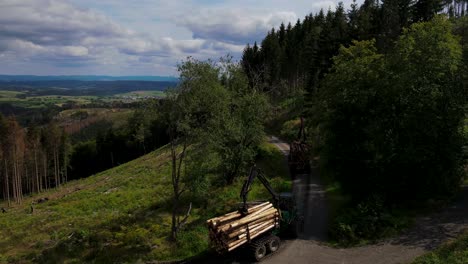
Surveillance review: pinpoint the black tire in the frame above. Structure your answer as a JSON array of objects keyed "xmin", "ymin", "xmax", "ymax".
[
  {"xmin": 252, "ymin": 242, "xmax": 267, "ymax": 261},
  {"xmin": 267, "ymin": 235, "xmax": 280, "ymax": 252}
]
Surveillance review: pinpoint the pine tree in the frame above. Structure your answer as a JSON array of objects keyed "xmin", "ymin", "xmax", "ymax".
[
  {"xmin": 412, "ymin": 0, "xmax": 445, "ymax": 21},
  {"xmin": 26, "ymin": 126, "xmax": 42, "ymax": 193},
  {"xmin": 0, "ymin": 114, "xmax": 8, "ymax": 204}
]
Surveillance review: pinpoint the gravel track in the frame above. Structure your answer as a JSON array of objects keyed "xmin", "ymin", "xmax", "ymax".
[
  {"xmin": 266, "ymin": 136, "xmax": 468, "ymax": 264},
  {"xmin": 189, "ymin": 137, "xmax": 467, "ymax": 264}
]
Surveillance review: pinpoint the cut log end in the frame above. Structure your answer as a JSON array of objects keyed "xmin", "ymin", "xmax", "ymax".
[{"xmin": 207, "ymin": 202, "xmax": 280, "ymax": 253}]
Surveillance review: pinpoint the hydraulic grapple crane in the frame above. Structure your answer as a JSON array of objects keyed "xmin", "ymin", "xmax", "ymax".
[{"xmin": 207, "ymin": 166, "xmax": 299, "ymax": 261}]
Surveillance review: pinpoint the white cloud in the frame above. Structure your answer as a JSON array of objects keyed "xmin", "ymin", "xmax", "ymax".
[
  {"xmin": 180, "ymin": 9, "xmax": 297, "ymax": 45},
  {"xmin": 0, "ymin": 0, "xmax": 360, "ymax": 75}
]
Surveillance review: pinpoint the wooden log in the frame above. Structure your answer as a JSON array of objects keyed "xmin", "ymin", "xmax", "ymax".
[
  {"xmin": 212, "ymin": 214, "xmax": 243, "ymax": 227},
  {"xmin": 219, "ymin": 213, "xmax": 270, "ymax": 233},
  {"xmin": 225, "ymin": 218, "xmax": 277, "ymax": 247},
  {"xmin": 227, "ymin": 223, "xmax": 276, "ymax": 252},
  {"xmin": 208, "ymin": 202, "xmax": 279, "ymax": 253},
  {"xmin": 237, "ymin": 220, "xmax": 275, "ymax": 239},
  {"xmin": 228, "ymin": 208, "xmax": 278, "ymax": 229},
  {"xmin": 226, "ymin": 236, "xmax": 248, "ymax": 251},
  {"xmin": 237, "ymin": 207, "xmax": 278, "ymax": 224},
  {"xmin": 207, "ymin": 201, "xmax": 271, "ymax": 225},
  {"xmin": 227, "ymin": 239, "xmax": 247, "ymax": 252},
  {"xmin": 220, "ymin": 211, "xmax": 278, "ymax": 235},
  {"xmin": 245, "ymin": 203, "xmax": 273, "ymax": 219},
  {"xmin": 224, "ymin": 222, "xmax": 262, "ymax": 240},
  {"xmin": 225, "ymin": 214, "xmax": 277, "ymax": 239},
  {"xmin": 213, "ymin": 204, "xmax": 269, "ymax": 228},
  {"xmin": 213, "ymin": 202, "xmax": 273, "ymax": 228},
  {"xmin": 246, "ymin": 201, "xmax": 271, "ymax": 212},
  {"xmin": 208, "ymin": 207, "xmax": 241, "ymax": 221},
  {"xmin": 219, "ymin": 217, "xmax": 278, "ymax": 247}
]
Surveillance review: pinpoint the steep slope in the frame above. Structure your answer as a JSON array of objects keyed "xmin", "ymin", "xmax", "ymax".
[
  {"xmin": 0, "ymin": 141, "xmax": 290, "ymax": 263},
  {"xmin": 0, "ymin": 146, "xmax": 175, "ymax": 263}
]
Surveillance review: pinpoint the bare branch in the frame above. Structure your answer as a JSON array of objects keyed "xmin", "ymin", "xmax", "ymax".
[{"xmin": 177, "ymin": 202, "xmax": 192, "ymax": 229}]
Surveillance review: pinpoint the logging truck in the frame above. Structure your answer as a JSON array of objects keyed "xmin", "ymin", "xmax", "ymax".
[
  {"xmin": 207, "ymin": 166, "xmax": 299, "ymax": 261},
  {"xmin": 288, "ymin": 117, "xmax": 310, "ymax": 175}
]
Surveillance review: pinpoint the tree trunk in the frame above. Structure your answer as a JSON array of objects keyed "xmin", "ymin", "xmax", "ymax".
[
  {"xmin": 170, "ymin": 138, "xmax": 189, "ymax": 241},
  {"xmin": 12, "ymin": 150, "xmax": 17, "ymax": 203},
  {"xmin": 34, "ymin": 149, "xmax": 39, "ymax": 193},
  {"xmin": 53, "ymin": 148, "xmax": 58, "ymax": 188},
  {"xmin": 5, "ymin": 159, "xmax": 10, "ymax": 207},
  {"xmin": 170, "ymin": 139, "xmax": 178, "ymax": 241},
  {"xmin": 57, "ymin": 148, "xmax": 60, "ymax": 187},
  {"xmin": 17, "ymin": 159, "xmax": 22, "ymax": 204},
  {"xmin": 43, "ymin": 155, "xmax": 48, "ymax": 190}
]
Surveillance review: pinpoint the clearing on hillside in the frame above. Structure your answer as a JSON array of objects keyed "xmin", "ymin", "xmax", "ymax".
[{"xmin": 0, "ymin": 140, "xmax": 290, "ymax": 263}]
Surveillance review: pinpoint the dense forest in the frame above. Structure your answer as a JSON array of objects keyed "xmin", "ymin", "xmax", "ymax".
[
  {"xmin": 242, "ymin": 0, "xmax": 467, "ymax": 99},
  {"xmin": 0, "ymin": 102, "xmax": 169, "ymax": 205},
  {"xmin": 242, "ymin": 0, "xmax": 467, "ymax": 241},
  {"xmin": 0, "ymin": 117, "xmax": 69, "ymax": 205}
]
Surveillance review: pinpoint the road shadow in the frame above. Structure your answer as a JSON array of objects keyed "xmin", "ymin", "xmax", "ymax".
[
  {"xmin": 294, "ymin": 163, "xmax": 329, "ymax": 241},
  {"xmin": 388, "ymin": 185, "xmax": 468, "ymax": 250},
  {"xmin": 268, "ymin": 136, "xmax": 329, "ymax": 241}
]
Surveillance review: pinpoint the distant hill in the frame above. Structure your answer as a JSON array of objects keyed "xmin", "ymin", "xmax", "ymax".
[
  {"xmin": 0, "ymin": 80, "xmax": 177, "ymax": 96},
  {"xmin": 0, "ymin": 75, "xmax": 178, "ymax": 82}
]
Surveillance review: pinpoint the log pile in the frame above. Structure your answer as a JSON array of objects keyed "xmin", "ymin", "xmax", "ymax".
[{"xmin": 207, "ymin": 202, "xmax": 280, "ymax": 252}]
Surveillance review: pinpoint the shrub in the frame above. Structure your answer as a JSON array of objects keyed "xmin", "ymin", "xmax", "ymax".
[{"xmin": 329, "ymin": 196, "xmax": 410, "ymax": 245}]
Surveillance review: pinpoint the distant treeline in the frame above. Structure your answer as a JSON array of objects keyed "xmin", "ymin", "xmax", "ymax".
[
  {"xmin": 0, "ymin": 80, "xmax": 176, "ymax": 96},
  {"xmin": 0, "ymin": 101, "xmax": 170, "ymax": 204},
  {"xmin": 69, "ymin": 103, "xmax": 169, "ymax": 180},
  {"xmin": 0, "ymin": 100, "xmax": 142, "ymax": 127},
  {"xmin": 0, "ymin": 75, "xmax": 178, "ymax": 82}
]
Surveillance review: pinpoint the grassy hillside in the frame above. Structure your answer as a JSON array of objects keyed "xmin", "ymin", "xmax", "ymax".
[{"xmin": 0, "ymin": 140, "xmax": 290, "ymax": 263}]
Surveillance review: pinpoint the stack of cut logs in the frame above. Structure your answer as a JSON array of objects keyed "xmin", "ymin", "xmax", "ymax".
[{"xmin": 207, "ymin": 202, "xmax": 280, "ymax": 252}]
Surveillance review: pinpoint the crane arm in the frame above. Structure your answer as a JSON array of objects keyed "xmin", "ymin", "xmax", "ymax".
[{"xmin": 240, "ymin": 166, "xmax": 278, "ymax": 214}]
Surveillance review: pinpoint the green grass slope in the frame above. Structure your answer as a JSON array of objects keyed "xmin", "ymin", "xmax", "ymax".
[{"xmin": 0, "ymin": 140, "xmax": 290, "ymax": 263}]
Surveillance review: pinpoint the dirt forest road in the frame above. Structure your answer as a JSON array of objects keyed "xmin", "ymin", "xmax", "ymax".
[{"xmin": 266, "ymin": 136, "xmax": 468, "ymax": 264}]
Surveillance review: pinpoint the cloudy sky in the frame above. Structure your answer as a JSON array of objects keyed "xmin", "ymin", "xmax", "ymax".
[{"xmin": 0, "ymin": 0, "xmax": 356, "ymax": 76}]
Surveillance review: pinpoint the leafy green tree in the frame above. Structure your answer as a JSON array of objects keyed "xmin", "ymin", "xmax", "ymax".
[
  {"xmin": 164, "ymin": 57, "xmax": 229, "ymax": 241},
  {"xmin": 213, "ymin": 63, "xmax": 269, "ymax": 183},
  {"xmin": 311, "ymin": 39, "xmax": 386, "ymax": 199},
  {"xmin": 312, "ymin": 17, "xmax": 465, "ymax": 203},
  {"xmin": 390, "ymin": 16, "xmax": 465, "ymax": 198}
]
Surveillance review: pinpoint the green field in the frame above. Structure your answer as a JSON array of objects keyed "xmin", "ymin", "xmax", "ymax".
[
  {"xmin": 0, "ymin": 90, "xmax": 98, "ymax": 108},
  {"xmin": 114, "ymin": 90, "xmax": 166, "ymax": 98},
  {"xmin": 110, "ymin": 91, "xmax": 166, "ymax": 102},
  {"xmin": 58, "ymin": 108, "xmax": 133, "ymax": 120},
  {"xmin": 0, "ymin": 89, "xmax": 165, "ymax": 109},
  {"xmin": 0, "ymin": 90, "xmax": 25, "ymax": 98},
  {"xmin": 0, "ymin": 140, "xmax": 289, "ymax": 263}
]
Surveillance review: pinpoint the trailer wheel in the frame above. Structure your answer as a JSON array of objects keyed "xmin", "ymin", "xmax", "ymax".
[
  {"xmin": 251, "ymin": 242, "xmax": 267, "ymax": 261},
  {"xmin": 267, "ymin": 235, "xmax": 280, "ymax": 252}
]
